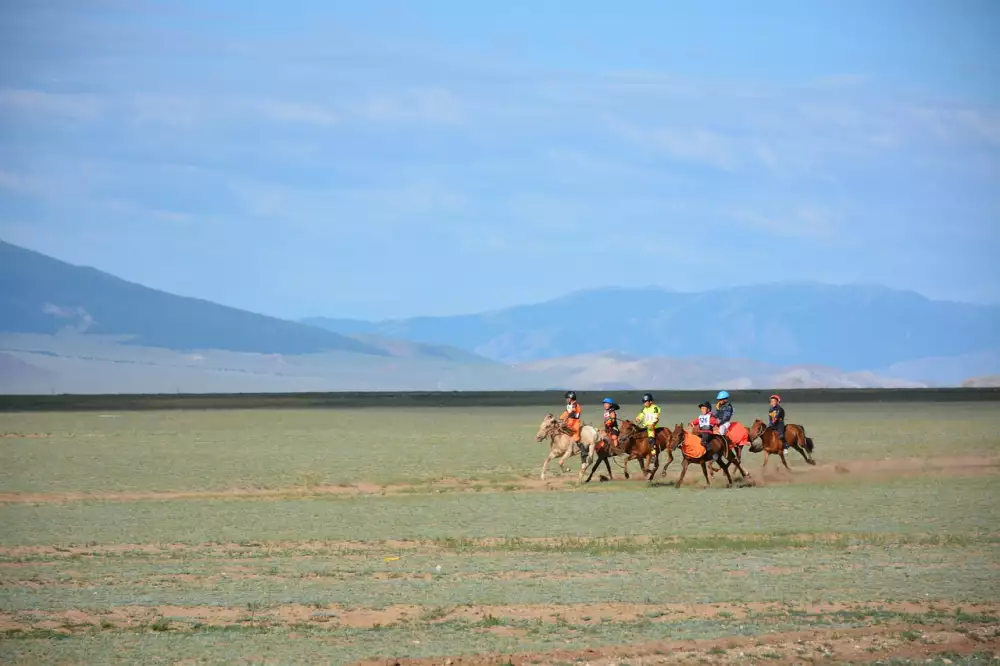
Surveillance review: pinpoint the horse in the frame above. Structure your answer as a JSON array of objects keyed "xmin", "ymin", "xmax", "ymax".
[
  {"xmin": 582, "ymin": 429, "xmax": 618, "ymax": 483},
  {"xmin": 706, "ymin": 420, "xmax": 751, "ymax": 474},
  {"xmin": 535, "ymin": 414, "xmax": 602, "ymax": 482},
  {"xmin": 665, "ymin": 423, "xmax": 750, "ymax": 489},
  {"xmin": 576, "ymin": 423, "xmax": 605, "ymax": 482},
  {"xmin": 616, "ymin": 420, "xmax": 675, "ymax": 481},
  {"xmin": 747, "ymin": 419, "xmax": 817, "ymax": 471}
]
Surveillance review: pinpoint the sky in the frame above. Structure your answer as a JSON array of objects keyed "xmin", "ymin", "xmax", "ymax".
[{"xmin": 1, "ymin": 0, "xmax": 998, "ymax": 320}]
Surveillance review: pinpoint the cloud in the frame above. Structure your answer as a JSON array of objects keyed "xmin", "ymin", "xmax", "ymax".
[
  {"xmin": 0, "ymin": 170, "xmax": 29, "ymax": 193},
  {"xmin": 348, "ymin": 87, "xmax": 466, "ymax": 126},
  {"xmin": 0, "ymin": 89, "xmax": 105, "ymax": 121},
  {"xmin": 604, "ymin": 116, "xmax": 738, "ymax": 171},
  {"xmin": 721, "ymin": 206, "xmax": 838, "ymax": 241},
  {"xmin": 253, "ymin": 100, "xmax": 339, "ymax": 127}
]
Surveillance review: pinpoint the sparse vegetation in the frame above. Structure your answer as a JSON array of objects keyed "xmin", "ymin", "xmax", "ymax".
[{"xmin": 1, "ymin": 403, "xmax": 998, "ymax": 663}]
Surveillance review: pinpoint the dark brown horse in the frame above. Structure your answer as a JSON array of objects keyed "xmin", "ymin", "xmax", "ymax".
[
  {"xmin": 747, "ymin": 419, "xmax": 817, "ymax": 471},
  {"xmin": 665, "ymin": 424, "xmax": 750, "ymax": 488},
  {"xmin": 615, "ymin": 420, "xmax": 674, "ymax": 481},
  {"xmin": 583, "ymin": 429, "xmax": 617, "ymax": 483}
]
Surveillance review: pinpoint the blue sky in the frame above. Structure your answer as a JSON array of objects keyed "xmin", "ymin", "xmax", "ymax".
[{"xmin": 1, "ymin": 0, "xmax": 998, "ymax": 320}]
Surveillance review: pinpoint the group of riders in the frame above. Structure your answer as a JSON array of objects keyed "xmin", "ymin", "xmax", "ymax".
[{"xmin": 558, "ymin": 390, "xmax": 788, "ymax": 461}]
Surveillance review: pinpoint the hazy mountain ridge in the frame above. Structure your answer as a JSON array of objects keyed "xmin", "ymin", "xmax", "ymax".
[
  {"xmin": 0, "ymin": 241, "xmax": 392, "ymax": 356},
  {"xmin": 0, "ymin": 241, "xmax": 993, "ymax": 393},
  {"xmin": 304, "ymin": 285, "xmax": 1000, "ymax": 382},
  {"xmin": 514, "ymin": 352, "xmax": 925, "ymax": 391}
]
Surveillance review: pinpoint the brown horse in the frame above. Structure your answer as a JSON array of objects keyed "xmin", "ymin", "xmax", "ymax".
[
  {"xmin": 582, "ymin": 429, "xmax": 618, "ymax": 483},
  {"xmin": 747, "ymin": 419, "xmax": 817, "ymax": 471},
  {"xmin": 616, "ymin": 420, "xmax": 674, "ymax": 481},
  {"xmin": 665, "ymin": 424, "xmax": 750, "ymax": 488}
]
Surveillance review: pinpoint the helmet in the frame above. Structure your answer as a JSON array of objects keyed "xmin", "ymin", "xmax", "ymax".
[
  {"xmin": 565, "ymin": 390, "xmax": 577, "ymax": 400},
  {"xmin": 602, "ymin": 397, "xmax": 614, "ymax": 405},
  {"xmin": 769, "ymin": 394, "xmax": 781, "ymax": 402},
  {"xmin": 716, "ymin": 390, "xmax": 730, "ymax": 400},
  {"xmin": 698, "ymin": 401, "xmax": 712, "ymax": 409},
  {"xmin": 642, "ymin": 393, "xmax": 654, "ymax": 403}
]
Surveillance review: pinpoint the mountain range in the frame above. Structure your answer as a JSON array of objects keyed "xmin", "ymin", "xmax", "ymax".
[{"xmin": 1, "ymin": 239, "xmax": 998, "ymax": 394}]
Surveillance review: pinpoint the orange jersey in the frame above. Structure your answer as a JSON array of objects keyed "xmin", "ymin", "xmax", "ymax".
[{"xmin": 560, "ymin": 400, "xmax": 582, "ymax": 422}]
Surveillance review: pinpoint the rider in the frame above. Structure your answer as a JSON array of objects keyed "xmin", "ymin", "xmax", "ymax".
[
  {"xmin": 768, "ymin": 394, "xmax": 787, "ymax": 449},
  {"xmin": 602, "ymin": 397, "xmax": 620, "ymax": 451},
  {"xmin": 635, "ymin": 393, "xmax": 661, "ymax": 459},
  {"xmin": 560, "ymin": 390, "xmax": 583, "ymax": 453},
  {"xmin": 689, "ymin": 401, "xmax": 721, "ymax": 456},
  {"xmin": 713, "ymin": 391, "xmax": 734, "ymax": 437}
]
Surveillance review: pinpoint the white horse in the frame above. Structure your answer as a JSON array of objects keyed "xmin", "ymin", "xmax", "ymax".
[{"xmin": 535, "ymin": 413, "xmax": 602, "ymax": 482}]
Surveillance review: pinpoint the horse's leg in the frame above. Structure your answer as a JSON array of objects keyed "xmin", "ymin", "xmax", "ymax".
[
  {"xmin": 700, "ymin": 460, "xmax": 712, "ymax": 486},
  {"xmin": 675, "ymin": 458, "xmax": 690, "ymax": 488},
  {"xmin": 791, "ymin": 444, "xmax": 811, "ymax": 465},
  {"xmin": 603, "ymin": 455, "xmax": 613, "ymax": 478},
  {"xmin": 584, "ymin": 457, "xmax": 600, "ymax": 483},
  {"xmin": 647, "ymin": 454, "xmax": 659, "ymax": 482},
  {"xmin": 718, "ymin": 460, "xmax": 734, "ymax": 488},
  {"xmin": 762, "ymin": 451, "xmax": 770, "ymax": 472},
  {"xmin": 558, "ymin": 443, "xmax": 574, "ymax": 473},
  {"xmin": 541, "ymin": 451, "xmax": 556, "ymax": 480},
  {"xmin": 779, "ymin": 448, "xmax": 791, "ymax": 472},
  {"xmin": 730, "ymin": 450, "xmax": 750, "ymax": 479},
  {"xmin": 660, "ymin": 447, "xmax": 674, "ymax": 478},
  {"xmin": 623, "ymin": 456, "xmax": 631, "ymax": 479}
]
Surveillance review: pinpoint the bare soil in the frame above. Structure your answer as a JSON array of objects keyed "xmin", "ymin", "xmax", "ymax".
[
  {"xmin": 351, "ymin": 622, "xmax": 1000, "ymax": 665},
  {"xmin": 0, "ymin": 456, "xmax": 994, "ymax": 504}
]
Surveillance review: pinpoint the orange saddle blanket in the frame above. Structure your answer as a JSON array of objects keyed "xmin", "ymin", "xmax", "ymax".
[
  {"xmin": 681, "ymin": 431, "xmax": 707, "ymax": 459},
  {"xmin": 727, "ymin": 421, "xmax": 749, "ymax": 447}
]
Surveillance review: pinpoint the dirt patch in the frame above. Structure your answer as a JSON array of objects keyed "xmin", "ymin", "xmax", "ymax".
[
  {"xmin": 740, "ymin": 455, "xmax": 1000, "ymax": 487},
  {"xmin": 350, "ymin": 623, "xmax": 1000, "ymax": 665},
  {"xmin": 0, "ymin": 432, "xmax": 51, "ymax": 439},
  {"xmin": 1, "ymin": 456, "xmax": 993, "ymax": 504},
  {"xmin": 4, "ymin": 601, "xmax": 997, "ymax": 634},
  {"xmin": 1, "ymin": 531, "xmax": 989, "ymax": 562}
]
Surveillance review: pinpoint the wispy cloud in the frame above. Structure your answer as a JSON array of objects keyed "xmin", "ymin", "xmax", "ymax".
[
  {"xmin": 253, "ymin": 100, "xmax": 339, "ymax": 127},
  {"xmin": 0, "ymin": 89, "xmax": 105, "ymax": 121}
]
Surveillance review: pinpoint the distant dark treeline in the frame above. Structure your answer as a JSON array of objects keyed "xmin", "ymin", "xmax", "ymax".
[{"xmin": 0, "ymin": 388, "xmax": 998, "ymax": 412}]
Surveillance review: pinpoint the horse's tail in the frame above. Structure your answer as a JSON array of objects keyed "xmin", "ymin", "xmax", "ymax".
[{"xmin": 805, "ymin": 436, "xmax": 815, "ymax": 453}]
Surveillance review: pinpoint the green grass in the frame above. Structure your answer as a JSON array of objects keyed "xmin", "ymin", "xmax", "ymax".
[
  {"xmin": 1, "ymin": 402, "xmax": 998, "ymax": 664},
  {"xmin": 1, "ymin": 402, "xmax": 997, "ymax": 493}
]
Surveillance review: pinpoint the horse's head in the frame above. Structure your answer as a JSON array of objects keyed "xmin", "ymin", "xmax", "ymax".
[
  {"xmin": 536, "ymin": 413, "xmax": 557, "ymax": 441},
  {"xmin": 667, "ymin": 423, "xmax": 685, "ymax": 448},
  {"xmin": 747, "ymin": 419, "xmax": 767, "ymax": 453},
  {"xmin": 619, "ymin": 420, "xmax": 639, "ymax": 438}
]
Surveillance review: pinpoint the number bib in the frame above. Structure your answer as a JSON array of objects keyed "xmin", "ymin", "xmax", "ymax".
[{"xmin": 698, "ymin": 414, "xmax": 713, "ymax": 429}]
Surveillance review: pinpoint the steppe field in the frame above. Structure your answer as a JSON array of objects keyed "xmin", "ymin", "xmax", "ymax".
[{"xmin": 1, "ymin": 400, "xmax": 999, "ymax": 665}]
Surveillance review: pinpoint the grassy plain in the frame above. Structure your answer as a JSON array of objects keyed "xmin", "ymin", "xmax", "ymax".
[{"xmin": 1, "ymin": 401, "xmax": 999, "ymax": 664}]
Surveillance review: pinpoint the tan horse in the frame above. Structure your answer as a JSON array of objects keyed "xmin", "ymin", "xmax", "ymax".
[
  {"xmin": 535, "ymin": 414, "xmax": 601, "ymax": 482},
  {"xmin": 747, "ymin": 419, "xmax": 817, "ymax": 471}
]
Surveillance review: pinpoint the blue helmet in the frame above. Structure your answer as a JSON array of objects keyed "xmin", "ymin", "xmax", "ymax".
[
  {"xmin": 716, "ymin": 390, "xmax": 730, "ymax": 400},
  {"xmin": 602, "ymin": 397, "xmax": 614, "ymax": 404}
]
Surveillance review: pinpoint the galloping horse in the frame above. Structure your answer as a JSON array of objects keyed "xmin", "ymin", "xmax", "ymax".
[
  {"xmin": 582, "ymin": 429, "xmax": 618, "ymax": 483},
  {"xmin": 665, "ymin": 423, "xmax": 750, "ymax": 488},
  {"xmin": 747, "ymin": 419, "xmax": 817, "ymax": 471},
  {"xmin": 616, "ymin": 420, "xmax": 674, "ymax": 481},
  {"xmin": 535, "ymin": 414, "xmax": 602, "ymax": 482}
]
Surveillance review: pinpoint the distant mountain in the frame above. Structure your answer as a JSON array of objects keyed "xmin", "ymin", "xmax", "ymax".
[
  {"xmin": 514, "ymin": 352, "xmax": 924, "ymax": 391},
  {"xmin": 303, "ymin": 285, "xmax": 1000, "ymax": 379},
  {"xmin": 0, "ymin": 240, "xmax": 387, "ymax": 356},
  {"xmin": 3, "ymin": 240, "xmax": 993, "ymax": 393},
  {"xmin": 962, "ymin": 375, "xmax": 1000, "ymax": 388}
]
